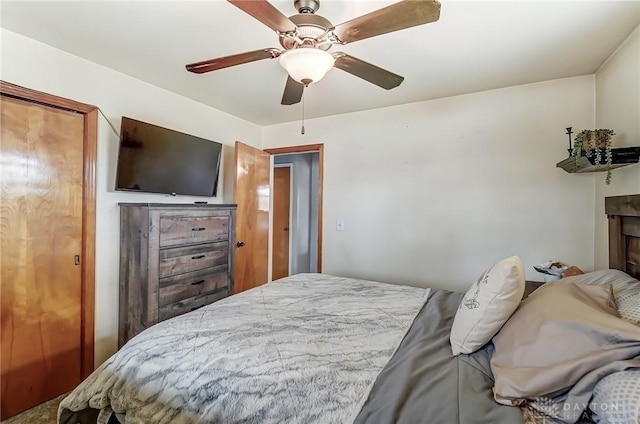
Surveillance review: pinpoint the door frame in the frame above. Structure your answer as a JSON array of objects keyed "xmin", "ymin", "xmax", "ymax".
[
  {"xmin": 273, "ymin": 164, "xmax": 293, "ymax": 277},
  {"xmin": 1, "ymin": 81, "xmax": 97, "ymax": 377},
  {"xmin": 264, "ymin": 144, "xmax": 323, "ymax": 273}
]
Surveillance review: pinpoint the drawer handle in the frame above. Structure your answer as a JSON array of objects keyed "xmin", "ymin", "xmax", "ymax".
[
  {"xmin": 190, "ymin": 305, "xmax": 205, "ymax": 312},
  {"xmin": 192, "ymin": 227, "xmax": 206, "ymax": 232},
  {"xmin": 191, "ymin": 255, "xmax": 206, "ymax": 260},
  {"xmin": 191, "ymin": 279, "xmax": 205, "ymax": 286}
]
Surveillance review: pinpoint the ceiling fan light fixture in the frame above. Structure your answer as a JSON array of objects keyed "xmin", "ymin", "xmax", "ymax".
[{"xmin": 279, "ymin": 48, "xmax": 334, "ymax": 85}]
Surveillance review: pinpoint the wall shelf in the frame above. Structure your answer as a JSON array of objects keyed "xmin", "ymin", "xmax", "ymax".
[{"xmin": 556, "ymin": 146, "xmax": 640, "ymax": 173}]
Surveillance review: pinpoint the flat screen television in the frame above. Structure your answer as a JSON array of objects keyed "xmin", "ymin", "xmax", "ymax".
[{"xmin": 115, "ymin": 117, "xmax": 222, "ymax": 197}]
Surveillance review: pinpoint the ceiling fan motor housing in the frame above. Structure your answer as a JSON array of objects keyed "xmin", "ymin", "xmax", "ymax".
[
  {"xmin": 294, "ymin": 0, "xmax": 320, "ymax": 14},
  {"xmin": 279, "ymin": 13, "xmax": 333, "ymax": 50}
]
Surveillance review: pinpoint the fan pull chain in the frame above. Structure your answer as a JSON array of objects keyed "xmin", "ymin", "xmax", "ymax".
[{"xmin": 301, "ymin": 90, "xmax": 306, "ymax": 135}]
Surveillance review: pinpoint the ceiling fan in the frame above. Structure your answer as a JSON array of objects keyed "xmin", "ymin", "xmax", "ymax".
[{"xmin": 186, "ymin": 0, "xmax": 441, "ymax": 105}]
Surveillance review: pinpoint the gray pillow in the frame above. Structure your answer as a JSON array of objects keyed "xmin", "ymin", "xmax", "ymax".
[
  {"xmin": 491, "ymin": 282, "xmax": 640, "ymax": 423},
  {"xmin": 547, "ymin": 270, "xmax": 640, "ymax": 325},
  {"xmin": 591, "ymin": 369, "xmax": 640, "ymax": 423},
  {"xmin": 616, "ymin": 290, "xmax": 640, "ymax": 325},
  {"xmin": 559, "ymin": 269, "xmax": 639, "ymax": 300}
]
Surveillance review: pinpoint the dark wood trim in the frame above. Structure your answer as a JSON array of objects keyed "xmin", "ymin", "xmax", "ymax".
[
  {"xmin": 264, "ymin": 144, "xmax": 324, "ymax": 156},
  {"xmin": 117, "ymin": 203, "xmax": 238, "ymax": 207},
  {"xmin": 608, "ymin": 215, "xmax": 625, "ymax": 272},
  {"xmin": 605, "ymin": 194, "xmax": 640, "ymax": 217},
  {"xmin": 606, "ymin": 195, "xmax": 640, "ymax": 280},
  {"xmin": 622, "ymin": 218, "xmax": 640, "ymax": 238},
  {"xmin": 81, "ymin": 109, "xmax": 97, "ymax": 377},
  {"xmin": 317, "ymin": 145, "xmax": 324, "ymax": 273},
  {"xmin": 264, "ymin": 144, "xmax": 324, "ymax": 273},
  {"xmin": 1, "ymin": 81, "xmax": 97, "ymax": 376},
  {"xmin": 0, "ymin": 81, "xmax": 96, "ymax": 113}
]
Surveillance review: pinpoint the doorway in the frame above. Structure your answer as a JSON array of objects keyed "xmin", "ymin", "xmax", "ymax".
[{"xmin": 268, "ymin": 150, "xmax": 321, "ymax": 280}]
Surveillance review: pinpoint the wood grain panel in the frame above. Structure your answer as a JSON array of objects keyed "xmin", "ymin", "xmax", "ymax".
[
  {"xmin": 605, "ymin": 194, "xmax": 640, "ymax": 217},
  {"xmin": 272, "ymin": 167, "xmax": 290, "ymax": 280},
  {"xmin": 119, "ymin": 206, "xmax": 146, "ymax": 348},
  {"xmin": 1, "ymin": 83, "xmax": 98, "ymax": 385},
  {"xmin": 607, "ymin": 195, "xmax": 640, "ymax": 281},
  {"xmin": 626, "ymin": 237, "xmax": 639, "ymax": 280},
  {"xmin": 158, "ymin": 290, "xmax": 228, "ymax": 321},
  {"xmin": 159, "ymin": 268, "xmax": 228, "ymax": 306},
  {"xmin": 233, "ymin": 141, "xmax": 270, "ymax": 293},
  {"xmin": 144, "ymin": 209, "xmax": 160, "ymax": 334},
  {"xmin": 609, "ymin": 215, "xmax": 625, "ymax": 273},
  {"xmin": 159, "ymin": 242, "xmax": 228, "ymax": 278},
  {"xmin": 1, "ymin": 96, "xmax": 84, "ymax": 418},
  {"xmin": 622, "ymin": 217, "xmax": 640, "ymax": 238},
  {"xmin": 159, "ymin": 216, "xmax": 229, "ymax": 247}
]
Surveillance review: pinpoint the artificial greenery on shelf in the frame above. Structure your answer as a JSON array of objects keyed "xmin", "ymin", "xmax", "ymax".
[{"xmin": 572, "ymin": 129, "xmax": 616, "ymax": 184}]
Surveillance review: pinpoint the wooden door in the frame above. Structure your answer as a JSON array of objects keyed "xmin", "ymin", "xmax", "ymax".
[
  {"xmin": 233, "ymin": 141, "xmax": 270, "ymax": 294},
  {"xmin": 272, "ymin": 166, "xmax": 291, "ymax": 280},
  {"xmin": 1, "ymin": 96, "xmax": 86, "ymax": 418}
]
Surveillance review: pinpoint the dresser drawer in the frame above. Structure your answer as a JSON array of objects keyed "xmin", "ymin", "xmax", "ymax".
[
  {"xmin": 159, "ymin": 215, "xmax": 229, "ymax": 247},
  {"xmin": 159, "ymin": 267, "xmax": 228, "ymax": 306},
  {"xmin": 158, "ymin": 289, "xmax": 228, "ymax": 321},
  {"xmin": 159, "ymin": 242, "xmax": 228, "ymax": 278}
]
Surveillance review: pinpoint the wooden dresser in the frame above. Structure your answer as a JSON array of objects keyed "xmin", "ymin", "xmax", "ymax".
[{"xmin": 118, "ymin": 203, "xmax": 236, "ymax": 347}]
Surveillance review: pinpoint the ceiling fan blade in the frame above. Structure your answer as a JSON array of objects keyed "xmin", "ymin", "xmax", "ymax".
[
  {"xmin": 186, "ymin": 48, "xmax": 280, "ymax": 74},
  {"xmin": 330, "ymin": 0, "xmax": 441, "ymax": 44},
  {"xmin": 281, "ymin": 76, "xmax": 305, "ymax": 105},
  {"xmin": 333, "ymin": 53, "xmax": 404, "ymax": 90},
  {"xmin": 228, "ymin": 0, "xmax": 297, "ymax": 34}
]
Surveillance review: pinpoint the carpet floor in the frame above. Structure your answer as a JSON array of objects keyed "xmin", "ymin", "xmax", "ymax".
[{"xmin": 1, "ymin": 393, "xmax": 66, "ymax": 424}]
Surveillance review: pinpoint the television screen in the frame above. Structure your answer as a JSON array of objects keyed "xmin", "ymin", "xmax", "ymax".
[{"xmin": 115, "ymin": 117, "xmax": 222, "ymax": 197}]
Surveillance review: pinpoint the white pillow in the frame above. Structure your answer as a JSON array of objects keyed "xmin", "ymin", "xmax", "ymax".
[{"xmin": 450, "ymin": 256, "xmax": 525, "ymax": 356}]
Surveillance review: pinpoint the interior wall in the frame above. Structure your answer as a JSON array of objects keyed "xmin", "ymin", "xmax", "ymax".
[
  {"xmin": 593, "ymin": 26, "xmax": 640, "ymax": 270},
  {"xmin": 0, "ymin": 29, "xmax": 263, "ymax": 366},
  {"xmin": 263, "ymin": 76, "xmax": 597, "ymax": 292}
]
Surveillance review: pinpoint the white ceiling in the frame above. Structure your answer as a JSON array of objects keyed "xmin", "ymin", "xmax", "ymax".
[{"xmin": 1, "ymin": 1, "xmax": 639, "ymax": 126}]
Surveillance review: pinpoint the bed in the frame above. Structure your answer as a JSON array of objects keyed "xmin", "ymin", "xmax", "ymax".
[{"xmin": 59, "ymin": 195, "xmax": 640, "ymax": 424}]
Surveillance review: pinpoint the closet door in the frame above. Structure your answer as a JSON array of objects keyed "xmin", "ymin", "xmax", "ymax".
[{"xmin": 1, "ymin": 96, "xmax": 84, "ymax": 418}]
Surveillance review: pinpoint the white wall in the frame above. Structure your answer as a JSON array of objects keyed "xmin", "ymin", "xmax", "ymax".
[
  {"xmin": 1, "ymin": 29, "xmax": 262, "ymax": 365},
  {"xmin": 594, "ymin": 26, "xmax": 640, "ymax": 270},
  {"xmin": 263, "ymin": 76, "xmax": 597, "ymax": 292}
]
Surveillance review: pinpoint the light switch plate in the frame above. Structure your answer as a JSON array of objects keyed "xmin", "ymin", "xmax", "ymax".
[{"xmin": 336, "ymin": 218, "xmax": 344, "ymax": 231}]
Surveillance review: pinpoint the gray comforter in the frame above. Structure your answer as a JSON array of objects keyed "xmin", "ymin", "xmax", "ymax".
[
  {"xmin": 354, "ymin": 288, "xmax": 524, "ymax": 424},
  {"xmin": 58, "ymin": 274, "xmax": 524, "ymax": 424},
  {"xmin": 59, "ymin": 274, "xmax": 430, "ymax": 424}
]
